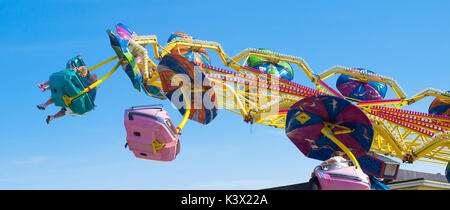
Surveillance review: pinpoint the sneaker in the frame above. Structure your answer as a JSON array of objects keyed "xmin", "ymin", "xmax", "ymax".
[
  {"xmin": 46, "ymin": 116, "xmax": 54, "ymax": 124},
  {"xmin": 37, "ymin": 104, "xmax": 46, "ymax": 110},
  {"xmin": 37, "ymin": 83, "xmax": 47, "ymax": 92}
]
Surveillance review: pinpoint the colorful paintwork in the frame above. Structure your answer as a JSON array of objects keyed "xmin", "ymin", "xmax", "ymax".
[
  {"xmin": 107, "ymin": 29, "xmax": 142, "ymax": 91},
  {"xmin": 157, "ymin": 54, "xmax": 218, "ymax": 125},
  {"xmin": 285, "ymin": 95, "xmax": 373, "ymax": 161},
  {"xmin": 428, "ymin": 90, "xmax": 450, "ymax": 116},
  {"xmin": 114, "ymin": 23, "xmax": 166, "ymax": 99},
  {"xmin": 115, "ymin": 23, "xmax": 137, "ymax": 41},
  {"xmin": 246, "ymin": 48, "xmax": 294, "ymax": 81},
  {"xmin": 167, "ymin": 32, "xmax": 211, "ymax": 66},
  {"xmin": 336, "ymin": 68, "xmax": 387, "ymax": 101}
]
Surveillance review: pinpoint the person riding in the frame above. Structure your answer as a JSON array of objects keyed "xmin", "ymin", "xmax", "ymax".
[
  {"xmin": 321, "ymin": 151, "xmax": 350, "ymax": 170},
  {"xmin": 37, "ymin": 66, "xmax": 97, "ymax": 124},
  {"xmin": 309, "ymin": 151, "xmax": 351, "ymax": 189}
]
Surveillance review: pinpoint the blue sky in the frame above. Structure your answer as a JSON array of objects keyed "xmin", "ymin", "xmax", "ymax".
[{"xmin": 0, "ymin": 0, "xmax": 449, "ymax": 189}]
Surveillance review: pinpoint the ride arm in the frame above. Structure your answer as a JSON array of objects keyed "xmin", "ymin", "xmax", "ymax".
[
  {"xmin": 63, "ymin": 61, "xmax": 121, "ymax": 106},
  {"xmin": 321, "ymin": 122, "xmax": 361, "ymax": 169},
  {"xmin": 405, "ymin": 88, "xmax": 450, "ymax": 105},
  {"xmin": 318, "ymin": 66, "xmax": 407, "ymax": 100},
  {"xmin": 161, "ymin": 38, "xmax": 248, "ymax": 74},
  {"xmin": 88, "ymin": 56, "xmax": 118, "ymax": 72},
  {"xmin": 175, "ymin": 85, "xmax": 191, "ymax": 134},
  {"xmin": 231, "ymin": 48, "xmax": 316, "ymax": 82}
]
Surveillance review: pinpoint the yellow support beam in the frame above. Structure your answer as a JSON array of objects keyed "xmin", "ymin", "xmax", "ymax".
[
  {"xmin": 88, "ymin": 56, "xmax": 118, "ymax": 72},
  {"xmin": 406, "ymin": 88, "xmax": 450, "ymax": 105},
  {"xmin": 414, "ymin": 133, "xmax": 450, "ymax": 160},
  {"xmin": 372, "ymin": 122, "xmax": 405, "ymax": 159},
  {"xmin": 174, "ymin": 75, "xmax": 191, "ymax": 133},
  {"xmin": 321, "ymin": 122, "xmax": 361, "ymax": 169},
  {"xmin": 63, "ymin": 62, "xmax": 121, "ymax": 106},
  {"xmin": 318, "ymin": 66, "xmax": 407, "ymax": 99},
  {"xmin": 232, "ymin": 50, "xmax": 314, "ymax": 81}
]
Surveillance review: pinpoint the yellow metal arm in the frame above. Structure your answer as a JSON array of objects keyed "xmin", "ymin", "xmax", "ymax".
[
  {"xmin": 406, "ymin": 88, "xmax": 450, "ymax": 105},
  {"xmin": 133, "ymin": 35, "xmax": 160, "ymax": 60},
  {"xmin": 318, "ymin": 66, "xmax": 407, "ymax": 99},
  {"xmin": 414, "ymin": 132, "xmax": 450, "ymax": 161},
  {"xmin": 176, "ymin": 83, "xmax": 192, "ymax": 133},
  {"xmin": 88, "ymin": 56, "xmax": 118, "ymax": 72},
  {"xmin": 321, "ymin": 122, "xmax": 361, "ymax": 168},
  {"xmin": 371, "ymin": 122, "xmax": 405, "ymax": 158},
  {"xmin": 232, "ymin": 48, "xmax": 315, "ymax": 82},
  {"xmin": 176, "ymin": 109, "xmax": 191, "ymax": 134},
  {"xmin": 63, "ymin": 62, "xmax": 121, "ymax": 106}
]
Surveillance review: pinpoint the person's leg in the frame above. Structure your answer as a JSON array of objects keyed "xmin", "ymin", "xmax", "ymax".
[
  {"xmin": 46, "ymin": 110, "xmax": 65, "ymax": 124},
  {"xmin": 37, "ymin": 98, "xmax": 54, "ymax": 110},
  {"xmin": 309, "ymin": 176, "xmax": 319, "ymax": 190},
  {"xmin": 45, "ymin": 98, "xmax": 54, "ymax": 105}
]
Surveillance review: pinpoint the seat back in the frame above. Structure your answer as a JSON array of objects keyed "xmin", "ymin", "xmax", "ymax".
[{"xmin": 49, "ymin": 70, "xmax": 96, "ymax": 116}]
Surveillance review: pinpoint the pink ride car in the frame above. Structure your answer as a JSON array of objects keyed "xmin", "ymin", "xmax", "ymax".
[
  {"xmin": 124, "ymin": 105, "xmax": 180, "ymax": 161},
  {"xmin": 313, "ymin": 160, "xmax": 371, "ymax": 190}
]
